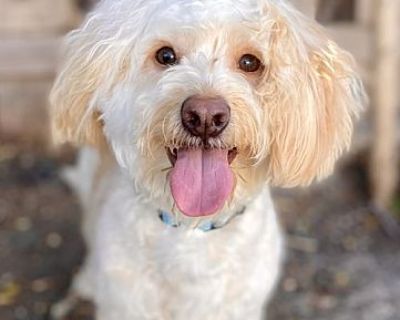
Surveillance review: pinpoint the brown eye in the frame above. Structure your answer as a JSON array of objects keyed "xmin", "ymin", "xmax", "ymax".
[
  {"xmin": 239, "ymin": 54, "xmax": 261, "ymax": 73},
  {"xmin": 156, "ymin": 47, "xmax": 178, "ymax": 66}
]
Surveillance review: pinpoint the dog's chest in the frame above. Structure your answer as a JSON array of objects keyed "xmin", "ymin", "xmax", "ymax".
[{"xmin": 91, "ymin": 187, "xmax": 283, "ymax": 319}]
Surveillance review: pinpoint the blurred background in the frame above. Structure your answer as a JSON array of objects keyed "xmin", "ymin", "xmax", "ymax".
[{"xmin": 0, "ymin": 0, "xmax": 399, "ymax": 319}]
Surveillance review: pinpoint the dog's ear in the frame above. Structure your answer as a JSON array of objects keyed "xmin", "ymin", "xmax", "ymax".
[
  {"xmin": 50, "ymin": 17, "xmax": 130, "ymax": 147},
  {"xmin": 259, "ymin": 2, "xmax": 366, "ymax": 187}
]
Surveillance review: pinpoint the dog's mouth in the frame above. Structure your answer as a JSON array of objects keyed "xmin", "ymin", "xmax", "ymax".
[
  {"xmin": 167, "ymin": 147, "xmax": 238, "ymax": 217},
  {"xmin": 166, "ymin": 147, "xmax": 238, "ymax": 166}
]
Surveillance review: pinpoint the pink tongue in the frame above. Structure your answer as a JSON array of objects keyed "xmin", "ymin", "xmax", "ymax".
[{"xmin": 170, "ymin": 149, "xmax": 234, "ymax": 217}]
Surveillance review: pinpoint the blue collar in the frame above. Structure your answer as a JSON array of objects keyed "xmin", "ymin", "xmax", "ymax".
[{"xmin": 158, "ymin": 207, "xmax": 246, "ymax": 232}]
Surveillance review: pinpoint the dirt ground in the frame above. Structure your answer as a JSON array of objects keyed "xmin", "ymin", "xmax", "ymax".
[{"xmin": 0, "ymin": 147, "xmax": 399, "ymax": 320}]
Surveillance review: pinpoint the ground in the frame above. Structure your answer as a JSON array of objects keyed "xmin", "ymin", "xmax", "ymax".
[{"xmin": 0, "ymin": 147, "xmax": 399, "ymax": 320}]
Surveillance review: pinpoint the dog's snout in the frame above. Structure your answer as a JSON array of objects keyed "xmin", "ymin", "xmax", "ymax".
[{"xmin": 181, "ymin": 96, "xmax": 230, "ymax": 140}]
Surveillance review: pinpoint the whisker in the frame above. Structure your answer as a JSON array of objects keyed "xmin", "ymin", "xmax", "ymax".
[
  {"xmin": 171, "ymin": 202, "xmax": 177, "ymax": 217},
  {"xmin": 192, "ymin": 217, "xmax": 203, "ymax": 229},
  {"xmin": 161, "ymin": 166, "xmax": 173, "ymax": 172},
  {"xmin": 161, "ymin": 117, "xmax": 168, "ymax": 143},
  {"xmin": 231, "ymin": 165, "xmax": 251, "ymax": 170},
  {"xmin": 163, "ymin": 172, "xmax": 170, "ymax": 194},
  {"xmin": 237, "ymin": 172, "xmax": 247, "ymax": 183}
]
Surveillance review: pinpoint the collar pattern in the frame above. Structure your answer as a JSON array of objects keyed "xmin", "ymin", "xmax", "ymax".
[{"xmin": 158, "ymin": 207, "xmax": 246, "ymax": 232}]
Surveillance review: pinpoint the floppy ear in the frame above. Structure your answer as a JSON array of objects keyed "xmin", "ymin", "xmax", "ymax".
[
  {"xmin": 49, "ymin": 14, "xmax": 130, "ymax": 147},
  {"xmin": 259, "ymin": 2, "xmax": 366, "ymax": 187}
]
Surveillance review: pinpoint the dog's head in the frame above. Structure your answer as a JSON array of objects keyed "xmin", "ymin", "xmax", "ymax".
[{"xmin": 50, "ymin": 0, "xmax": 365, "ymax": 219}]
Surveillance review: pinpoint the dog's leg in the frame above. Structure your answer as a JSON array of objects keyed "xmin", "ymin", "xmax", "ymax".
[
  {"xmin": 50, "ymin": 292, "xmax": 80, "ymax": 320},
  {"xmin": 50, "ymin": 259, "xmax": 96, "ymax": 319}
]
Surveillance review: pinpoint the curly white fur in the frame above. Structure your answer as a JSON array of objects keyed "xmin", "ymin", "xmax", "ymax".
[{"xmin": 50, "ymin": 0, "xmax": 366, "ymax": 319}]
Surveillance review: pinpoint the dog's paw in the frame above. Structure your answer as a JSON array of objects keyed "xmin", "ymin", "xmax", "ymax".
[{"xmin": 50, "ymin": 294, "xmax": 79, "ymax": 320}]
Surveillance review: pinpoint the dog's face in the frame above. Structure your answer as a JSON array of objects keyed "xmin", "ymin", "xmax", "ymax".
[{"xmin": 51, "ymin": 0, "xmax": 365, "ymax": 218}]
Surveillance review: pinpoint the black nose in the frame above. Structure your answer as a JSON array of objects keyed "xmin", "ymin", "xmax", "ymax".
[{"xmin": 181, "ymin": 96, "xmax": 230, "ymax": 140}]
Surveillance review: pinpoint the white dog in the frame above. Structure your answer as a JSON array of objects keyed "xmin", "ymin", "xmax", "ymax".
[{"xmin": 50, "ymin": 0, "xmax": 365, "ymax": 319}]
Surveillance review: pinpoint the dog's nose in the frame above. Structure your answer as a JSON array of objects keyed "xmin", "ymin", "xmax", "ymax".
[{"xmin": 181, "ymin": 96, "xmax": 230, "ymax": 140}]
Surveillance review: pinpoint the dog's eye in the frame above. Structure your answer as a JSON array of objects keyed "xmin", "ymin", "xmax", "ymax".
[
  {"xmin": 238, "ymin": 54, "xmax": 261, "ymax": 73},
  {"xmin": 156, "ymin": 47, "xmax": 178, "ymax": 66}
]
